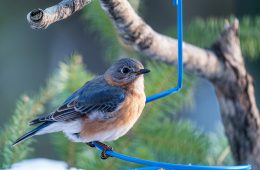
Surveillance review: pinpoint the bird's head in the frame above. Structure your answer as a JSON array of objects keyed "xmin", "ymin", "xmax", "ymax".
[{"xmin": 104, "ymin": 58, "xmax": 150, "ymax": 86}]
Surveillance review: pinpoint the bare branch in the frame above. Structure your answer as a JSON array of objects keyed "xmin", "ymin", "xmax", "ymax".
[
  {"xmin": 26, "ymin": 0, "xmax": 226, "ymax": 80},
  {"xmin": 27, "ymin": 0, "xmax": 92, "ymax": 29},
  {"xmin": 99, "ymin": 0, "xmax": 229, "ymax": 81}
]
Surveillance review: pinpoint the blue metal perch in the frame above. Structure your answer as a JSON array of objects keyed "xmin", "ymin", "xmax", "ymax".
[{"xmin": 93, "ymin": 0, "xmax": 252, "ymax": 169}]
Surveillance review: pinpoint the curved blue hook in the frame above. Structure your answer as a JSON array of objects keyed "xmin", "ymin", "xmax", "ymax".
[{"xmin": 146, "ymin": 0, "xmax": 183, "ymax": 103}]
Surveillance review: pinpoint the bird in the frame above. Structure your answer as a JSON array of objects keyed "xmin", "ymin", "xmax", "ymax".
[{"xmin": 13, "ymin": 58, "xmax": 150, "ymax": 159}]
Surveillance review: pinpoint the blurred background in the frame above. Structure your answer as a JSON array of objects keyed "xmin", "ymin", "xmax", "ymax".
[{"xmin": 0, "ymin": 0, "xmax": 260, "ymax": 168}]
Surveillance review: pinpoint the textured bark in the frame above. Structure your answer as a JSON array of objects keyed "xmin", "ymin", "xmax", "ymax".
[
  {"xmin": 27, "ymin": 0, "xmax": 260, "ymax": 168},
  {"xmin": 99, "ymin": 0, "xmax": 228, "ymax": 81},
  {"xmin": 27, "ymin": 0, "xmax": 91, "ymax": 29},
  {"xmin": 211, "ymin": 21, "xmax": 260, "ymax": 168}
]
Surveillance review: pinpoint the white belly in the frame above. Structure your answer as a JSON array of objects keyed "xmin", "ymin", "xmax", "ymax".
[
  {"xmin": 86, "ymin": 125, "xmax": 132, "ymax": 142},
  {"xmin": 64, "ymin": 123, "xmax": 132, "ymax": 143},
  {"xmin": 36, "ymin": 120, "xmax": 83, "ymax": 142}
]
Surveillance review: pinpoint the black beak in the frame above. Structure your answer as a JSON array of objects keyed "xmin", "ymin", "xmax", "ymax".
[{"xmin": 136, "ymin": 68, "xmax": 150, "ymax": 75}]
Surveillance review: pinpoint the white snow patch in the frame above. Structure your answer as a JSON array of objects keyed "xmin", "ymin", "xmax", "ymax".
[{"xmin": 10, "ymin": 158, "xmax": 79, "ymax": 170}]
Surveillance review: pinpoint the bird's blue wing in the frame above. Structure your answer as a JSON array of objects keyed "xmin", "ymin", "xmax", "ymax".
[{"xmin": 29, "ymin": 77, "xmax": 126, "ymax": 125}]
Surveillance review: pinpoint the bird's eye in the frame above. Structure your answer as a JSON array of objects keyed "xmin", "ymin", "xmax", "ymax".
[{"xmin": 121, "ymin": 67, "xmax": 130, "ymax": 74}]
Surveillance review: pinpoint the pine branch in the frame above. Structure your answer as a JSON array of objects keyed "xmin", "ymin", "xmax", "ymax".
[
  {"xmin": 0, "ymin": 90, "xmax": 55, "ymax": 168},
  {"xmin": 0, "ymin": 55, "xmax": 87, "ymax": 168}
]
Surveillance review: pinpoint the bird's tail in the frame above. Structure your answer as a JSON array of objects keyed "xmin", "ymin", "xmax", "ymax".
[{"xmin": 12, "ymin": 121, "xmax": 52, "ymax": 146}]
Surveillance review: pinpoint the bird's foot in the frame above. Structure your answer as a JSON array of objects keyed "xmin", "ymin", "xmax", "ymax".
[
  {"xmin": 101, "ymin": 145, "xmax": 113, "ymax": 160},
  {"xmin": 95, "ymin": 141, "xmax": 113, "ymax": 160}
]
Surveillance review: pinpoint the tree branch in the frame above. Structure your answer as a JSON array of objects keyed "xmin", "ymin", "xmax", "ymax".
[
  {"xmin": 26, "ymin": 0, "xmax": 226, "ymax": 80},
  {"xmin": 99, "ymin": 0, "xmax": 229, "ymax": 81},
  {"xmin": 212, "ymin": 19, "xmax": 260, "ymax": 168},
  {"xmin": 27, "ymin": 0, "xmax": 260, "ymax": 168},
  {"xmin": 27, "ymin": 0, "xmax": 91, "ymax": 29}
]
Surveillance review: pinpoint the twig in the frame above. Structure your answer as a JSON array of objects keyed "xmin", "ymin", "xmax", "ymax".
[
  {"xmin": 27, "ymin": 0, "xmax": 92, "ymax": 29},
  {"xmin": 217, "ymin": 147, "xmax": 230, "ymax": 165}
]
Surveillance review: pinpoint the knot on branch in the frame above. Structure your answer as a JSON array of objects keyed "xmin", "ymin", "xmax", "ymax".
[
  {"xmin": 211, "ymin": 18, "xmax": 247, "ymax": 90},
  {"xmin": 212, "ymin": 18, "xmax": 243, "ymax": 66},
  {"xmin": 27, "ymin": 8, "xmax": 50, "ymax": 29},
  {"xmin": 30, "ymin": 9, "xmax": 44, "ymax": 22}
]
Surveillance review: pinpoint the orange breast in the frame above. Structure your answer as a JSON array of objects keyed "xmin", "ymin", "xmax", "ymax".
[{"xmin": 80, "ymin": 89, "xmax": 145, "ymax": 142}]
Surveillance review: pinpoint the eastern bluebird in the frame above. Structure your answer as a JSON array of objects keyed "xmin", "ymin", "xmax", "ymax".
[{"xmin": 13, "ymin": 58, "xmax": 150, "ymax": 159}]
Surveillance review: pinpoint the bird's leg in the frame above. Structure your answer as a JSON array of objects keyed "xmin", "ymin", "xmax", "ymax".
[
  {"xmin": 86, "ymin": 142, "xmax": 95, "ymax": 148},
  {"xmin": 95, "ymin": 141, "xmax": 113, "ymax": 159}
]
